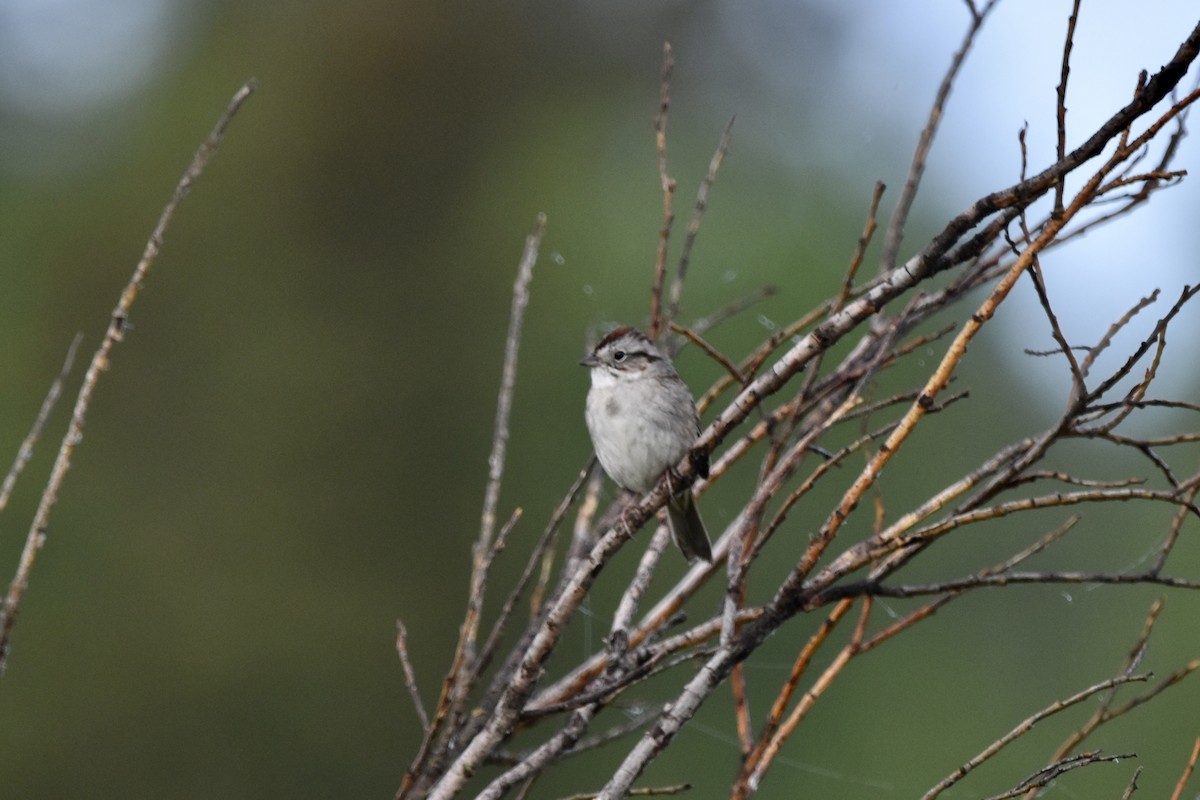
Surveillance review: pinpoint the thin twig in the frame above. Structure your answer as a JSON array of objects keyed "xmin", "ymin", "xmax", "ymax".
[
  {"xmin": 407, "ymin": 216, "xmax": 547, "ymax": 798},
  {"xmin": 648, "ymin": 42, "xmax": 676, "ymax": 344},
  {"xmin": 844, "ymin": 570, "xmax": 1200, "ymax": 600},
  {"xmin": 842, "ymin": 181, "xmax": 886, "ymax": 307},
  {"xmin": 610, "ymin": 524, "xmax": 671, "ymax": 642},
  {"xmin": 478, "ymin": 461, "xmax": 594, "ymax": 677},
  {"xmin": 0, "ymin": 79, "xmax": 257, "ymax": 673},
  {"xmin": 860, "ymin": 517, "xmax": 1080, "ymax": 655},
  {"xmin": 922, "ymin": 673, "xmax": 1151, "ymax": 799},
  {"xmin": 1018, "ymin": 599, "xmax": 1171, "ymax": 800},
  {"xmin": 396, "ymin": 621, "xmax": 431, "ymax": 734},
  {"xmin": 1122, "ymin": 766, "xmax": 1144, "ymax": 798},
  {"xmin": 476, "ymin": 214, "xmax": 545, "ymax": 573},
  {"xmin": 983, "ymin": 751, "xmax": 1133, "ymax": 800},
  {"xmin": 477, "ymin": 705, "xmax": 601, "ymax": 800},
  {"xmin": 1085, "ymin": 284, "xmax": 1199, "ymax": 405},
  {"xmin": 1006, "ymin": 204, "xmax": 1086, "ymax": 404},
  {"xmin": 743, "ymin": 598, "xmax": 872, "ymax": 794},
  {"xmin": 694, "ymin": 303, "xmax": 829, "ymax": 415},
  {"xmin": 567, "ymin": 710, "xmax": 654, "ymax": 758},
  {"xmin": 670, "ymin": 322, "xmax": 746, "ymax": 385},
  {"xmin": 665, "ymin": 116, "xmax": 735, "ymax": 334},
  {"xmin": 688, "ymin": 286, "xmax": 777, "ymax": 336},
  {"xmin": 735, "ymin": 597, "xmax": 855, "ymax": 794},
  {"xmin": 1152, "ymin": 483, "xmax": 1200, "ymax": 574},
  {"xmin": 0, "ymin": 334, "xmax": 82, "ymax": 514},
  {"xmin": 448, "ymin": 212, "xmax": 546, "ymax": 730},
  {"xmin": 878, "ymin": 0, "xmax": 999, "ymax": 274},
  {"xmin": 1054, "ymin": 0, "xmax": 1082, "ymax": 217},
  {"xmin": 1079, "ymin": 289, "xmax": 1159, "ymax": 378},
  {"xmin": 552, "ymin": 784, "xmax": 690, "ymax": 800}
]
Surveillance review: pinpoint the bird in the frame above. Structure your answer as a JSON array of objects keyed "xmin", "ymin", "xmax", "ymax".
[{"xmin": 580, "ymin": 326, "xmax": 713, "ymax": 562}]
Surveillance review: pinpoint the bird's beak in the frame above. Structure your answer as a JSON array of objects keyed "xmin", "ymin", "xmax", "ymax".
[{"xmin": 579, "ymin": 353, "xmax": 599, "ymax": 368}]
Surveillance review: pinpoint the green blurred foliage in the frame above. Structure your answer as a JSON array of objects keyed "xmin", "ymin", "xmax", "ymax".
[{"xmin": 1, "ymin": 2, "xmax": 1198, "ymax": 798}]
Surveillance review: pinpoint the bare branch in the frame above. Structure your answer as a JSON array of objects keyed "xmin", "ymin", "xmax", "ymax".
[
  {"xmin": 851, "ymin": 570, "xmax": 1200, "ymax": 600},
  {"xmin": 922, "ymin": 673, "xmax": 1151, "ymax": 800},
  {"xmin": 397, "ymin": 621, "xmax": 431, "ymax": 734},
  {"xmin": 477, "ymin": 705, "xmax": 599, "ymax": 800},
  {"xmin": 0, "ymin": 79, "xmax": 257, "ymax": 673},
  {"xmin": 688, "ymin": 285, "xmax": 777, "ymax": 336},
  {"xmin": 477, "ymin": 462, "xmax": 594, "ymax": 677},
  {"xmin": 1169, "ymin": 736, "xmax": 1200, "ymax": 800},
  {"xmin": 0, "ymin": 334, "xmax": 81, "ymax": 514},
  {"xmin": 1079, "ymin": 289, "xmax": 1159, "ymax": 379},
  {"xmin": 665, "ymin": 116, "xmax": 735, "ymax": 336},
  {"xmin": 669, "ymin": 322, "xmax": 746, "ymax": 386},
  {"xmin": 409, "ymin": 18, "xmax": 1200, "ymax": 800},
  {"xmin": 553, "ymin": 784, "xmax": 690, "ymax": 800},
  {"xmin": 1054, "ymin": 0, "xmax": 1082, "ymax": 216},
  {"xmin": 983, "ymin": 751, "xmax": 1133, "ymax": 800},
  {"xmin": 446, "ymin": 212, "xmax": 545, "ymax": 737},
  {"xmin": 648, "ymin": 42, "xmax": 676, "ymax": 344},
  {"xmin": 879, "ymin": 0, "xmax": 999, "ymax": 273}
]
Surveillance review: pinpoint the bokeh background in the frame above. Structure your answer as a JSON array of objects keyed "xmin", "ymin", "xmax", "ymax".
[{"xmin": 2, "ymin": 1, "xmax": 1199, "ymax": 797}]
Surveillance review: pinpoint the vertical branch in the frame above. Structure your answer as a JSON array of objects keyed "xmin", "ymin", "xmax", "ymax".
[
  {"xmin": 476, "ymin": 215, "xmax": 547, "ymax": 576},
  {"xmin": 610, "ymin": 524, "xmax": 671, "ymax": 641},
  {"xmin": 729, "ymin": 661, "xmax": 754, "ymax": 759},
  {"xmin": 565, "ymin": 466, "xmax": 604, "ymax": 578},
  {"xmin": 842, "ymin": 182, "xmax": 887, "ymax": 307},
  {"xmin": 403, "ymin": 215, "xmax": 547, "ymax": 800},
  {"xmin": 648, "ymin": 42, "xmax": 676, "ymax": 344},
  {"xmin": 455, "ymin": 214, "xmax": 546, "ymax": 702},
  {"xmin": 0, "ymin": 79, "xmax": 257, "ymax": 672},
  {"xmin": 1055, "ymin": 0, "xmax": 1082, "ymax": 217}
]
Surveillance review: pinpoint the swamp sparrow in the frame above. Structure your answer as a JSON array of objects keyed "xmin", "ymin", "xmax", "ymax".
[{"xmin": 580, "ymin": 327, "xmax": 713, "ymax": 562}]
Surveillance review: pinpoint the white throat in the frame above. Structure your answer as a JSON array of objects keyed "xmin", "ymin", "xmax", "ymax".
[{"xmin": 588, "ymin": 367, "xmax": 621, "ymax": 389}]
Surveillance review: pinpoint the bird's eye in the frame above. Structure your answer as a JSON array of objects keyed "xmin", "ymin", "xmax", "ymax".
[{"xmin": 613, "ymin": 350, "xmax": 626, "ymax": 362}]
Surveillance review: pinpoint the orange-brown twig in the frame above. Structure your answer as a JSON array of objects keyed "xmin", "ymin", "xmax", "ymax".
[{"xmin": 1169, "ymin": 736, "xmax": 1200, "ymax": 800}]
